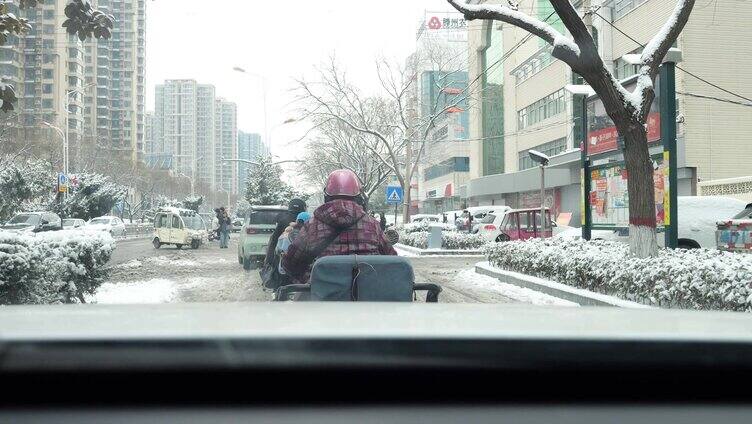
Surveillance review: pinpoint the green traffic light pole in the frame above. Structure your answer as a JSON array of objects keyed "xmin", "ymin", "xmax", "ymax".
[{"xmin": 660, "ymin": 60, "xmax": 679, "ymax": 249}]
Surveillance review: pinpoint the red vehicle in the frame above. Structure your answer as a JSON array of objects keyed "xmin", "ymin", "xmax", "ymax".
[{"xmin": 497, "ymin": 208, "xmax": 553, "ymax": 241}]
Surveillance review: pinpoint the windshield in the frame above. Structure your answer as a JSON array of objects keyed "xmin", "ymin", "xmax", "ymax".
[
  {"xmin": 1, "ymin": 0, "xmax": 751, "ymax": 340},
  {"xmin": 249, "ymin": 210, "xmax": 282, "ymax": 225},
  {"xmin": 7, "ymin": 214, "xmax": 40, "ymax": 225}
]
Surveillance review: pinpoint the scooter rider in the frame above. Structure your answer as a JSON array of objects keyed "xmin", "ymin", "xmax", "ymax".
[
  {"xmin": 264, "ymin": 198, "xmax": 307, "ymax": 269},
  {"xmin": 282, "ymin": 169, "xmax": 397, "ymax": 282}
]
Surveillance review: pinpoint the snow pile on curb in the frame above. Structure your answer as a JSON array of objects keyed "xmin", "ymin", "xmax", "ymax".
[
  {"xmin": 484, "ymin": 238, "xmax": 752, "ymax": 312},
  {"xmin": 454, "ymin": 269, "xmax": 578, "ymax": 307},
  {"xmin": 0, "ymin": 230, "xmax": 115, "ymax": 305},
  {"xmin": 399, "ymin": 230, "xmax": 487, "ymax": 250},
  {"xmin": 91, "ymin": 278, "xmax": 177, "ymax": 304}
]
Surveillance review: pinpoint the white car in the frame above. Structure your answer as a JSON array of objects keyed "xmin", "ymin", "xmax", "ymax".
[
  {"xmin": 477, "ymin": 209, "xmax": 512, "ymax": 242},
  {"xmin": 86, "ymin": 216, "xmax": 127, "ymax": 238},
  {"xmin": 468, "ymin": 206, "xmax": 511, "ymax": 233},
  {"xmin": 555, "ymin": 196, "xmax": 747, "ymax": 249}
]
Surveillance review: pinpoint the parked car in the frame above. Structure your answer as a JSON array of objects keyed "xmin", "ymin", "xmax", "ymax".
[
  {"xmin": 556, "ymin": 196, "xmax": 747, "ymax": 249},
  {"xmin": 469, "ymin": 206, "xmax": 511, "ymax": 234},
  {"xmin": 486, "ymin": 208, "xmax": 553, "ymax": 242},
  {"xmin": 62, "ymin": 218, "xmax": 86, "ymax": 229},
  {"xmin": 86, "ymin": 216, "xmax": 127, "ymax": 238},
  {"xmin": 716, "ymin": 202, "xmax": 752, "ymax": 253},
  {"xmin": 1, "ymin": 212, "xmax": 62, "ymax": 233},
  {"xmin": 238, "ymin": 205, "xmax": 286, "ymax": 270},
  {"xmin": 152, "ymin": 207, "xmax": 206, "ymax": 249}
]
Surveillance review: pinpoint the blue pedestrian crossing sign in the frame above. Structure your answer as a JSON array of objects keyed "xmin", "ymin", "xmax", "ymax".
[{"xmin": 386, "ymin": 186, "xmax": 403, "ymax": 204}]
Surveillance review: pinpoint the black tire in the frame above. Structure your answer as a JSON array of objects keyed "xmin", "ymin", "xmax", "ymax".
[
  {"xmin": 191, "ymin": 239, "xmax": 200, "ymax": 249},
  {"xmin": 176, "ymin": 244, "xmax": 183, "ymax": 250},
  {"xmin": 243, "ymin": 256, "xmax": 252, "ymax": 270},
  {"xmin": 152, "ymin": 238, "xmax": 161, "ymax": 249},
  {"xmin": 495, "ymin": 234, "xmax": 510, "ymax": 242},
  {"xmin": 238, "ymin": 255, "xmax": 243, "ymax": 265}
]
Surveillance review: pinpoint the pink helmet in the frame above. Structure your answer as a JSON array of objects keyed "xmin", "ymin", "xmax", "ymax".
[{"xmin": 324, "ymin": 169, "xmax": 361, "ymax": 197}]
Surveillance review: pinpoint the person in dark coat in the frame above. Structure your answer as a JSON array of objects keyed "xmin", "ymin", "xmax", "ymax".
[
  {"xmin": 282, "ymin": 170, "xmax": 396, "ymax": 283},
  {"xmin": 264, "ymin": 198, "xmax": 307, "ymax": 266},
  {"xmin": 379, "ymin": 213, "xmax": 387, "ymax": 231}
]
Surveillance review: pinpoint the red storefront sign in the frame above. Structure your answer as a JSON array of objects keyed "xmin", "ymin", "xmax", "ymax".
[
  {"xmin": 587, "ymin": 112, "xmax": 661, "ymax": 155},
  {"xmin": 444, "ymin": 183, "xmax": 453, "ymax": 197}
]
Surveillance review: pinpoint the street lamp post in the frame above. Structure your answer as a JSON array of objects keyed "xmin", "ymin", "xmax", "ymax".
[
  {"xmin": 233, "ymin": 66, "xmax": 269, "ymax": 145},
  {"xmin": 63, "ymin": 82, "xmax": 96, "ymax": 179},
  {"xmin": 528, "ymin": 149, "xmax": 550, "ymax": 237}
]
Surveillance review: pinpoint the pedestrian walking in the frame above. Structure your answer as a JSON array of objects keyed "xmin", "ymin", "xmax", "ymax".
[
  {"xmin": 218, "ymin": 207, "xmax": 231, "ymax": 248},
  {"xmin": 379, "ymin": 213, "xmax": 387, "ymax": 231}
]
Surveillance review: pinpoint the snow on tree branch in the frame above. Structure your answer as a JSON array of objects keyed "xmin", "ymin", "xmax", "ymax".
[
  {"xmin": 447, "ymin": 0, "xmax": 580, "ymax": 65},
  {"xmin": 626, "ymin": 0, "xmax": 695, "ymax": 119}
]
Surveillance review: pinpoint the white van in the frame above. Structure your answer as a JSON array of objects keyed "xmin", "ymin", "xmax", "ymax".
[
  {"xmin": 556, "ymin": 196, "xmax": 747, "ymax": 249},
  {"xmin": 152, "ymin": 207, "xmax": 207, "ymax": 249}
]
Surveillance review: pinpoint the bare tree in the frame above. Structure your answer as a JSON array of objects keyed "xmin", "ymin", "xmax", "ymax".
[
  {"xmin": 300, "ymin": 118, "xmax": 392, "ymax": 207},
  {"xmin": 295, "ymin": 52, "xmax": 473, "ymax": 222},
  {"xmin": 448, "ymin": 0, "xmax": 694, "ymax": 257}
]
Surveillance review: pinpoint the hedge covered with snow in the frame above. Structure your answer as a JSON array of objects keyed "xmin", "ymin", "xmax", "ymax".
[
  {"xmin": 0, "ymin": 230, "xmax": 115, "ymax": 305},
  {"xmin": 484, "ymin": 238, "xmax": 752, "ymax": 312},
  {"xmin": 400, "ymin": 230, "xmax": 487, "ymax": 250},
  {"xmin": 400, "ymin": 221, "xmax": 456, "ymax": 234}
]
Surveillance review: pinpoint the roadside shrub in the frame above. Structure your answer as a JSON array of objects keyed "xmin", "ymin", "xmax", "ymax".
[
  {"xmin": 399, "ymin": 230, "xmax": 487, "ymax": 250},
  {"xmin": 0, "ymin": 230, "xmax": 115, "ymax": 305},
  {"xmin": 399, "ymin": 221, "xmax": 456, "ymax": 234},
  {"xmin": 484, "ymin": 238, "xmax": 752, "ymax": 312}
]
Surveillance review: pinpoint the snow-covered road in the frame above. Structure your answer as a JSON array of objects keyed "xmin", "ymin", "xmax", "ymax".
[{"xmin": 98, "ymin": 238, "xmax": 567, "ymax": 305}]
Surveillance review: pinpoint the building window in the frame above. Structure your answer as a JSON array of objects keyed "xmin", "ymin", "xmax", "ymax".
[
  {"xmin": 42, "ymin": 99, "xmax": 53, "ymax": 109},
  {"xmin": 43, "ymin": 84, "xmax": 52, "ymax": 94},
  {"xmin": 614, "ymin": 0, "xmax": 649, "ymax": 20},
  {"xmin": 517, "ymin": 89, "xmax": 565, "ymax": 130},
  {"xmin": 518, "ymin": 138, "xmax": 567, "ymax": 171},
  {"xmin": 43, "ymin": 69, "xmax": 53, "ymax": 79},
  {"xmin": 44, "ymin": 10, "xmax": 54, "ymax": 19},
  {"xmin": 424, "ymin": 157, "xmax": 470, "ymax": 181},
  {"xmin": 511, "ymin": 46, "xmax": 554, "ymax": 85}
]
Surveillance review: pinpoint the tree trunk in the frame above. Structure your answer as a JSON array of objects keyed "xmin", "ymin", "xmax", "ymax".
[{"xmin": 618, "ymin": 118, "xmax": 659, "ymax": 258}]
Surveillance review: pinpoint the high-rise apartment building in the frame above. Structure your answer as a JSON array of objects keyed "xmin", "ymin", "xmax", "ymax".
[
  {"xmin": 152, "ymin": 80, "xmax": 241, "ymax": 194},
  {"xmin": 0, "ymin": 0, "xmax": 145, "ymax": 167},
  {"xmin": 84, "ymin": 0, "xmax": 146, "ymax": 163},
  {"xmin": 0, "ymin": 1, "xmax": 86, "ymax": 144},
  {"xmin": 154, "ymin": 79, "xmax": 217, "ymax": 189},
  {"xmin": 214, "ymin": 98, "xmax": 238, "ymax": 195},
  {"xmin": 237, "ymin": 131, "xmax": 266, "ymax": 191}
]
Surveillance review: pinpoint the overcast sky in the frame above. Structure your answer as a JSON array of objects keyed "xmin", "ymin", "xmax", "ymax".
[{"xmin": 146, "ymin": 0, "xmax": 457, "ymax": 173}]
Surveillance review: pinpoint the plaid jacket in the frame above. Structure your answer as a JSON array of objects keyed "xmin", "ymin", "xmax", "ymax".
[{"xmin": 281, "ymin": 199, "xmax": 397, "ymax": 281}]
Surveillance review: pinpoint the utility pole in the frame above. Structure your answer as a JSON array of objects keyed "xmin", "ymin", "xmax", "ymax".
[{"xmin": 404, "ymin": 136, "xmax": 412, "ymax": 223}]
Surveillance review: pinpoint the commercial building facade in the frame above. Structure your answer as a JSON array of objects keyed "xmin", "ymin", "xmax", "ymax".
[
  {"xmin": 410, "ymin": 11, "xmax": 473, "ymax": 214},
  {"xmin": 460, "ymin": 0, "xmax": 752, "ymax": 227}
]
